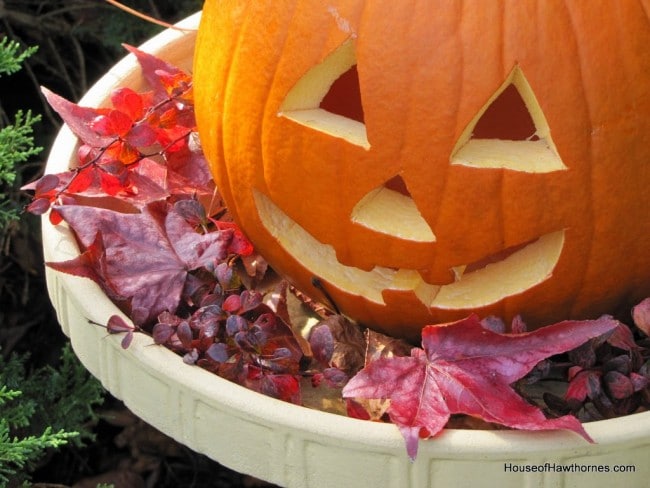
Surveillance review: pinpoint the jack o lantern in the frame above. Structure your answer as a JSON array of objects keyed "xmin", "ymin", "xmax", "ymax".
[{"xmin": 194, "ymin": 0, "xmax": 650, "ymax": 341}]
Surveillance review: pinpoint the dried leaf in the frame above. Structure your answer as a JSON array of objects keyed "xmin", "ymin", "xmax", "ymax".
[
  {"xmin": 606, "ymin": 322, "xmax": 638, "ymax": 351},
  {"xmin": 364, "ymin": 329, "xmax": 411, "ymax": 364},
  {"xmin": 308, "ymin": 315, "xmax": 366, "ymax": 376},
  {"xmin": 632, "ymin": 298, "xmax": 650, "ymax": 337}
]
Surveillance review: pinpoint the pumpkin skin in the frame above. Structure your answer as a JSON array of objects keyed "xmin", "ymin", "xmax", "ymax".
[{"xmin": 194, "ymin": 0, "xmax": 650, "ymax": 341}]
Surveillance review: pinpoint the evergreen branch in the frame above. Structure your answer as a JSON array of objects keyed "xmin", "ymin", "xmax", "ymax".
[
  {"xmin": 0, "ymin": 37, "xmax": 38, "ymax": 77},
  {"xmin": 0, "ymin": 345, "xmax": 105, "ymax": 486},
  {"xmin": 0, "ymin": 110, "xmax": 42, "ymax": 185},
  {"xmin": 0, "ymin": 421, "xmax": 77, "ymax": 486}
]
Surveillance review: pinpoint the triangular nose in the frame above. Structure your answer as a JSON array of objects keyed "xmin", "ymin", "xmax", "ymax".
[
  {"xmin": 350, "ymin": 175, "xmax": 435, "ymax": 243},
  {"xmin": 383, "ymin": 174, "xmax": 410, "ymax": 196}
]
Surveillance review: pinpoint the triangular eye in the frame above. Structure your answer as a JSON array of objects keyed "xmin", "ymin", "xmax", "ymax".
[
  {"xmin": 451, "ymin": 67, "xmax": 566, "ymax": 173},
  {"xmin": 279, "ymin": 40, "xmax": 369, "ymax": 149},
  {"xmin": 472, "ymin": 84, "xmax": 537, "ymax": 141},
  {"xmin": 320, "ymin": 65, "xmax": 364, "ymax": 123}
]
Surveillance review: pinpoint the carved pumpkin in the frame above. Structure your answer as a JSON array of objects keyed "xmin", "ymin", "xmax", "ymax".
[{"xmin": 194, "ymin": 0, "xmax": 650, "ymax": 341}]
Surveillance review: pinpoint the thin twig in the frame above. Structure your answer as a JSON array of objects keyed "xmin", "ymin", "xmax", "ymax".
[{"xmin": 103, "ymin": 0, "xmax": 197, "ymax": 32}]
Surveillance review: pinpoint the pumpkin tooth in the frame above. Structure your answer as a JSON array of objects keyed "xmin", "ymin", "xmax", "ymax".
[
  {"xmin": 391, "ymin": 269, "xmax": 441, "ymax": 306},
  {"xmin": 451, "ymin": 266, "xmax": 466, "ymax": 281},
  {"xmin": 463, "ymin": 239, "xmax": 536, "ymax": 275},
  {"xmin": 253, "ymin": 189, "xmax": 392, "ymax": 304}
]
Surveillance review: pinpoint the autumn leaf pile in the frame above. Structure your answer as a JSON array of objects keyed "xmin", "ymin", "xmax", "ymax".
[{"xmin": 24, "ymin": 47, "xmax": 650, "ymax": 459}]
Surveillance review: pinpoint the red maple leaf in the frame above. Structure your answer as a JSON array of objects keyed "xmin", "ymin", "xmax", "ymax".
[
  {"xmin": 48, "ymin": 202, "xmax": 231, "ymax": 324},
  {"xmin": 342, "ymin": 314, "xmax": 618, "ymax": 459}
]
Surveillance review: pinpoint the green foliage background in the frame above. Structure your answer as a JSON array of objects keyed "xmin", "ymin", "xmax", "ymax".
[
  {"xmin": 0, "ymin": 345, "xmax": 104, "ymax": 486},
  {"xmin": 0, "ymin": 38, "xmax": 41, "ymax": 229}
]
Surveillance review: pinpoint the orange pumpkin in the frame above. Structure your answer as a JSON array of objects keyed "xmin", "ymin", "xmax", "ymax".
[{"xmin": 194, "ymin": 0, "xmax": 650, "ymax": 341}]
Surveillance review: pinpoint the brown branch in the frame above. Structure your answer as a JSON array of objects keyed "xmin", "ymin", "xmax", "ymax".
[{"xmin": 103, "ymin": 0, "xmax": 196, "ymax": 32}]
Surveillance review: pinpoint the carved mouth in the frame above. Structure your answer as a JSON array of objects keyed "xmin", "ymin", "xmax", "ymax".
[{"xmin": 253, "ymin": 190, "xmax": 565, "ymax": 310}]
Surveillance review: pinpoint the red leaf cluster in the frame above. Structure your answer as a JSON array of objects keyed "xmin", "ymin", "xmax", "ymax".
[{"xmin": 23, "ymin": 46, "xmax": 211, "ymax": 223}]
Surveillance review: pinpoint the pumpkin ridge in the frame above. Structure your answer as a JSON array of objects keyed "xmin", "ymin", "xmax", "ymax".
[{"xmin": 560, "ymin": 1, "xmax": 598, "ymax": 319}]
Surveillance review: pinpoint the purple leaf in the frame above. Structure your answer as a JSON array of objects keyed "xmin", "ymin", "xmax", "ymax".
[
  {"xmin": 152, "ymin": 323, "xmax": 175, "ymax": 345},
  {"xmin": 239, "ymin": 290, "xmax": 263, "ymax": 313},
  {"xmin": 177, "ymin": 321, "xmax": 193, "ymax": 348},
  {"xmin": 206, "ymin": 342, "xmax": 229, "ymax": 363},
  {"xmin": 603, "ymin": 371, "xmax": 634, "ymax": 400},
  {"xmin": 630, "ymin": 372, "xmax": 649, "ymax": 392},
  {"xmin": 107, "ymin": 314, "xmax": 134, "ymax": 334},
  {"xmin": 566, "ymin": 369, "xmax": 602, "ymax": 403},
  {"xmin": 309, "ymin": 324, "xmax": 335, "ymax": 365},
  {"xmin": 183, "ymin": 348, "xmax": 199, "ymax": 365},
  {"xmin": 222, "ymin": 294, "xmax": 242, "ymax": 313},
  {"xmin": 257, "ymin": 374, "xmax": 301, "ymax": 404},
  {"xmin": 121, "ymin": 331, "xmax": 134, "ymax": 349},
  {"xmin": 226, "ymin": 315, "xmax": 247, "ymax": 336},
  {"xmin": 53, "ymin": 203, "xmax": 230, "ymax": 324},
  {"xmin": 35, "ymin": 174, "xmax": 60, "ymax": 193},
  {"xmin": 322, "ymin": 367, "xmax": 349, "ymax": 388},
  {"xmin": 606, "ymin": 322, "xmax": 638, "ymax": 351},
  {"xmin": 125, "ymin": 122, "xmax": 158, "ymax": 147},
  {"xmin": 173, "ymin": 198, "xmax": 206, "ymax": 226},
  {"xmin": 123, "ymin": 44, "xmax": 190, "ymax": 101},
  {"xmin": 27, "ymin": 197, "xmax": 53, "ymax": 215}
]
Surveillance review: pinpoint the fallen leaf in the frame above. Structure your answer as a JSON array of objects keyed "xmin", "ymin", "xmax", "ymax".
[
  {"xmin": 342, "ymin": 314, "xmax": 618, "ymax": 459},
  {"xmin": 632, "ymin": 298, "xmax": 650, "ymax": 337},
  {"xmin": 308, "ymin": 315, "xmax": 365, "ymax": 376}
]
